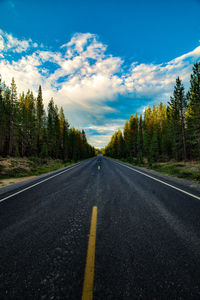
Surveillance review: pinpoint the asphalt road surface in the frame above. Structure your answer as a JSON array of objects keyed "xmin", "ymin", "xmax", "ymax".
[{"xmin": 1, "ymin": 156, "xmax": 200, "ymax": 299}]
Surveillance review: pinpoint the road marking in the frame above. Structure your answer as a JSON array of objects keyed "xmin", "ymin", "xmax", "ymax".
[
  {"xmin": 98, "ymin": 165, "xmax": 100, "ymax": 170},
  {"xmin": 82, "ymin": 206, "xmax": 97, "ymax": 300},
  {"xmin": 114, "ymin": 160, "xmax": 200, "ymax": 201},
  {"xmin": 0, "ymin": 162, "xmax": 82, "ymax": 203}
]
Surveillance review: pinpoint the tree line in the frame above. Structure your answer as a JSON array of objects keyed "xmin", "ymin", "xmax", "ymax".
[
  {"xmin": 104, "ymin": 63, "xmax": 200, "ymax": 163},
  {"xmin": 0, "ymin": 76, "xmax": 95, "ymax": 160}
]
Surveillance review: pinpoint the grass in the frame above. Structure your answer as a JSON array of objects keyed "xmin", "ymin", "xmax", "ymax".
[
  {"xmin": 148, "ymin": 162, "xmax": 200, "ymax": 183},
  {"xmin": 116, "ymin": 157, "xmax": 200, "ymax": 184},
  {"xmin": 29, "ymin": 160, "xmax": 73, "ymax": 176},
  {"xmin": 0, "ymin": 157, "xmax": 78, "ymax": 179}
]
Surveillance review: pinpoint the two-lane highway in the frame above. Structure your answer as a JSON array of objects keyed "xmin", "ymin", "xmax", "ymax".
[{"xmin": 1, "ymin": 157, "xmax": 200, "ymax": 299}]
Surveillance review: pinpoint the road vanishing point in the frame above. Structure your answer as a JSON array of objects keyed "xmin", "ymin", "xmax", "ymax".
[{"xmin": 1, "ymin": 156, "xmax": 200, "ymax": 299}]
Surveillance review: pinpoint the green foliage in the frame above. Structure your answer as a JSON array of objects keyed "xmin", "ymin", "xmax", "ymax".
[
  {"xmin": 148, "ymin": 162, "xmax": 200, "ymax": 183},
  {"xmin": 0, "ymin": 77, "xmax": 95, "ymax": 160},
  {"xmin": 6, "ymin": 167, "xmax": 30, "ymax": 178},
  {"xmin": 0, "ymin": 157, "xmax": 79, "ymax": 179},
  {"xmin": 168, "ymin": 77, "xmax": 187, "ymax": 160},
  {"xmin": 104, "ymin": 63, "xmax": 200, "ymax": 163},
  {"xmin": 186, "ymin": 63, "xmax": 200, "ymax": 159}
]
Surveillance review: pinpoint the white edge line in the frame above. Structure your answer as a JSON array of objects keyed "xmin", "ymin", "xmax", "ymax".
[
  {"xmin": 0, "ymin": 162, "xmax": 82, "ymax": 203},
  {"xmin": 113, "ymin": 160, "xmax": 200, "ymax": 201}
]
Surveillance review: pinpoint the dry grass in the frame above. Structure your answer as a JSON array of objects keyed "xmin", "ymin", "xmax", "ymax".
[
  {"xmin": 0, "ymin": 157, "xmax": 74, "ymax": 187},
  {"xmin": 0, "ymin": 176, "xmax": 36, "ymax": 188}
]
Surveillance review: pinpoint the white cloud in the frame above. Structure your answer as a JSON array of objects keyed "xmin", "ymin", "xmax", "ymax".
[
  {"xmin": 125, "ymin": 45, "xmax": 200, "ymax": 100},
  {"xmin": 84, "ymin": 120, "xmax": 126, "ymax": 148},
  {"xmin": 85, "ymin": 122, "xmax": 125, "ymax": 134},
  {"xmin": 0, "ymin": 29, "xmax": 200, "ymax": 147},
  {"xmin": 0, "ymin": 29, "xmax": 35, "ymax": 53},
  {"xmin": 88, "ymin": 134, "xmax": 113, "ymax": 148}
]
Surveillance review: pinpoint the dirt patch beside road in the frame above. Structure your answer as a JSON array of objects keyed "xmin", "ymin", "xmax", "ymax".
[{"xmin": 0, "ymin": 176, "xmax": 36, "ymax": 188}]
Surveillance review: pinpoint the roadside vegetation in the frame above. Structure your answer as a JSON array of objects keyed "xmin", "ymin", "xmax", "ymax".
[
  {"xmin": 118, "ymin": 158, "xmax": 200, "ymax": 183},
  {"xmin": 0, "ymin": 156, "xmax": 77, "ymax": 179},
  {"xmin": 0, "ymin": 156, "xmax": 90, "ymax": 188},
  {"xmin": 0, "ymin": 75, "xmax": 96, "ymax": 185},
  {"xmin": 148, "ymin": 161, "xmax": 200, "ymax": 182},
  {"xmin": 103, "ymin": 63, "xmax": 200, "ymax": 183},
  {"xmin": 0, "ymin": 78, "xmax": 95, "ymax": 160}
]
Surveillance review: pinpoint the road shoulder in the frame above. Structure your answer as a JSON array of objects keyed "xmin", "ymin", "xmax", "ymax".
[{"xmin": 108, "ymin": 157, "xmax": 200, "ymax": 194}]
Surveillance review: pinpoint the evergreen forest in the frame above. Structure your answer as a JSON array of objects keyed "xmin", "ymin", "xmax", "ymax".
[
  {"xmin": 104, "ymin": 63, "xmax": 200, "ymax": 163},
  {"xmin": 0, "ymin": 77, "xmax": 95, "ymax": 161}
]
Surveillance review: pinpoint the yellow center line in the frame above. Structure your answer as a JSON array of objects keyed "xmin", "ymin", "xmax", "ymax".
[{"xmin": 82, "ymin": 206, "xmax": 98, "ymax": 300}]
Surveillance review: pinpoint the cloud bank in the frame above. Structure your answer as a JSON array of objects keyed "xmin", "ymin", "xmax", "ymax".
[{"xmin": 0, "ymin": 29, "xmax": 199, "ymax": 147}]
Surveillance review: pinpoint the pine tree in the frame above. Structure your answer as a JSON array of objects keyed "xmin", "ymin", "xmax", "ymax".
[
  {"xmin": 123, "ymin": 114, "xmax": 139, "ymax": 159},
  {"xmin": 150, "ymin": 126, "xmax": 159, "ymax": 162},
  {"xmin": 47, "ymin": 98, "xmax": 55, "ymax": 157},
  {"xmin": 168, "ymin": 77, "xmax": 187, "ymax": 160},
  {"xmin": 59, "ymin": 107, "xmax": 69, "ymax": 160},
  {"xmin": 143, "ymin": 107, "xmax": 152, "ymax": 162},
  {"xmin": 36, "ymin": 85, "xmax": 44, "ymax": 156},
  {"xmin": 0, "ymin": 76, "xmax": 6, "ymax": 154},
  {"xmin": 186, "ymin": 63, "xmax": 200, "ymax": 159},
  {"xmin": 123, "ymin": 120, "xmax": 129, "ymax": 158},
  {"xmin": 116, "ymin": 129, "xmax": 124, "ymax": 158},
  {"xmin": 136, "ymin": 114, "xmax": 143, "ymax": 162},
  {"xmin": 18, "ymin": 92, "xmax": 26, "ymax": 156},
  {"xmin": 8, "ymin": 78, "xmax": 19, "ymax": 156},
  {"xmin": 54, "ymin": 105, "xmax": 61, "ymax": 158},
  {"xmin": 26, "ymin": 90, "xmax": 37, "ymax": 156}
]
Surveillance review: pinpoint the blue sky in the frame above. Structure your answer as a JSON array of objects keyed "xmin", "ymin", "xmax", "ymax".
[{"xmin": 0, "ymin": 0, "xmax": 200, "ymax": 147}]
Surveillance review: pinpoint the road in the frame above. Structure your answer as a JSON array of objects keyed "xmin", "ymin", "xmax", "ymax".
[{"xmin": 1, "ymin": 156, "xmax": 200, "ymax": 299}]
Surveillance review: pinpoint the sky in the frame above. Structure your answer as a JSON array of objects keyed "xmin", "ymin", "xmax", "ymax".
[{"xmin": 0, "ymin": 0, "xmax": 200, "ymax": 148}]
